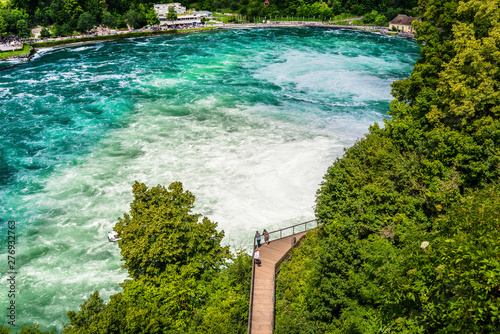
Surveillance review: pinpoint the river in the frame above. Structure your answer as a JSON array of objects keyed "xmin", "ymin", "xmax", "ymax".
[{"xmin": 0, "ymin": 27, "xmax": 419, "ymax": 331}]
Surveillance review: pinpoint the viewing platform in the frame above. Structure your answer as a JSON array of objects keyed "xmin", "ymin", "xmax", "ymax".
[{"xmin": 248, "ymin": 220, "xmax": 319, "ymax": 334}]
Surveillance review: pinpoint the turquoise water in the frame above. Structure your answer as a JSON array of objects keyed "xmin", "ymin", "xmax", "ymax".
[{"xmin": 0, "ymin": 28, "xmax": 419, "ymax": 331}]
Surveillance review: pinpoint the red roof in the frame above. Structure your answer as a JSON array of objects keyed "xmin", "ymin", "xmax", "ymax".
[{"xmin": 264, "ymin": 0, "xmax": 269, "ymax": 4}]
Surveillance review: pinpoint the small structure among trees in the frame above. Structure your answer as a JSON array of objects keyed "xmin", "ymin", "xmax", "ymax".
[{"xmin": 389, "ymin": 14, "xmax": 421, "ymax": 33}]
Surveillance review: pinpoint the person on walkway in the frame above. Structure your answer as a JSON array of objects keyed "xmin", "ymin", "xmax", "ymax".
[
  {"xmin": 263, "ymin": 229, "xmax": 270, "ymax": 245},
  {"xmin": 255, "ymin": 231, "xmax": 261, "ymax": 248},
  {"xmin": 254, "ymin": 248, "xmax": 261, "ymax": 266}
]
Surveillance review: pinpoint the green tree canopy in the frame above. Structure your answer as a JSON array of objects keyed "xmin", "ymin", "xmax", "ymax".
[
  {"xmin": 77, "ymin": 11, "xmax": 96, "ymax": 33},
  {"xmin": 101, "ymin": 10, "xmax": 116, "ymax": 28},
  {"xmin": 16, "ymin": 19, "xmax": 31, "ymax": 37},
  {"xmin": 124, "ymin": 9, "xmax": 140, "ymax": 29},
  {"xmin": 115, "ymin": 181, "xmax": 230, "ymax": 280},
  {"xmin": 0, "ymin": 15, "xmax": 7, "ymax": 34},
  {"xmin": 63, "ymin": 182, "xmax": 250, "ymax": 333},
  {"xmin": 275, "ymin": 0, "xmax": 500, "ymax": 332},
  {"xmin": 166, "ymin": 5, "xmax": 177, "ymax": 21},
  {"xmin": 146, "ymin": 7, "xmax": 159, "ymax": 26},
  {"xmin": 55, "ymin": 23, "xmax": 73, "ymax": 36},
  {"xmin": 40, "ymin": 26, "xmax": 51, "ymax": 38}
]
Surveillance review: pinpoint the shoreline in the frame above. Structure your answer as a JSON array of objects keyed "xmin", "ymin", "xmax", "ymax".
[
  {"xmin": 29, "ymin": 27, "xmax": 217, "ymax": 48},
  {"xmin": 0, "ymin": 23, "xmax": 414, "ymax": 68}
]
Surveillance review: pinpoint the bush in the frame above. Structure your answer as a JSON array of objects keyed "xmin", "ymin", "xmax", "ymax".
[
  {"xmin": 55, "ymin": 23, "xmax": 73, "ymax": 37},
  {"xmin": 40, "ymin": 27, "xmax": 51, "ymax": 38},
  {"xmin": 77, "ymin": 12, "xmax": 96, "ymax": 33}
]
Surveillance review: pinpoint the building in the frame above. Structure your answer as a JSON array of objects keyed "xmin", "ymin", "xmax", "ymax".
[
  {"xmin": 165, "ymin": 14, "xmax": 201, "ymax": 26},
  {"xmin": 194, "ymin": 10, "xmax": 212, "ymax": 17},
  {"xmin": 154, "ymin": 3, "xmax": 203, "ymax": 26},
  {"xmin": 154, "ymin": 3, "xmax": 187, "ymax": 22},
  {"xmin": 389, "ymin": 14, "xmax": 421, "ymax": 33}
]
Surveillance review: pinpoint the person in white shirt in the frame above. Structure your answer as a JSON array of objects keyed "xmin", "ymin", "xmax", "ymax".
[{"xmin": 254, "ymin": 248, "xmax": 261, "ymax": 266}]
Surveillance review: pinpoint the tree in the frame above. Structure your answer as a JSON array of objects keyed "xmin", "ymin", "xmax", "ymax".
[
  {"xmin": 374, "ymin": 13, "xmax": 386, "ymax": 25},
  {"xmin": 0, "ymin": 15, "xmax": 7, "ymax": 34},
  {"xmin": 101, "ymin": 10, "xmax": 116, "ymax": 28},
  {"xmin": 0, "ymin": 323, "xmax": 55, "ymax": 334},
  {"xmin": 33, "ymin": 7, "xmax": 44, "ymax": 24},
  {"xmin": 77, "ymin": 12, "xmax": 96, "ymax": 33},
  {"xmin": 115, "ymin": 181, "xmax": 230, "ymax": 279},
  {"xmin": 63, "ymin": 182, "xmax": 247, "ymax": 334},
  {"xmin": 40, "ymin": 26, "xmax": 51, "ymax": 38},
  {"xmin": 55, "ymin": 23, "xmax": 73, "ymax": 36},
  {"xmin": 166, "ymin": 5, "xmax": 177, "ymax": 22},
  {"xmin": 124, "ymin": 9, "xmax": 140, "ymax": 29},
  {"xmin": 275, "ymin": 0, "xmax": 500, "ymax": 332},
  {"xmin": 146, "ymin": 7, "xmax": 159, "ymax": 26},
  {"xmin": 363, "ymin": 9, "xmax": 378, "ymax": 23},
  {"xmin": 16, "ymin": 19, "xmax": 31, "ymax": 38},
  {"xmin": 66, "ymin": 291, "xmax": 104, "ymax": 329}
]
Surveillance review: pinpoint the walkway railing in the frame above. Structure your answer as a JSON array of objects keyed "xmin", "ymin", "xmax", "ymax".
[{"xmin": 247, "ymin": 219, "xmax": 319, "ymax": 334}]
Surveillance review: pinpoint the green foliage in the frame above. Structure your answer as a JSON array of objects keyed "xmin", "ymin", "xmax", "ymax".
[
  {"xmin": 166, "ymin": 5, "xmax": 177, "ymax": 21},
  {"xmin": 77, "ymin": 11, "xmax": 96, "ymax": 32},
  {"xmin": 146, "ymin": 7, "xmax": 159, "ymax": 26},
  {"xmin": 124, "ymin": 9, "xmax": 140, "ymax": 29},
  {"xmin": 101, "ymin": 11, "xmax": 115, "ymax": 28},
  {"xmin": 191, "ymin": 252, "xmax": 251, "ymax": 333},
  {"xmin": 63, "ymin": 182, "xmax": 250, "ymax": 333},
  {"xmin": 363, "ymin": 9, "xmax": 378, "ymax": 23},
  {"xmin": 0, "ymin": 324, "xmax": 55, "ymax": 334},
  {"xmin": 0, "ymin": 15, "xmax": 7, "ymax": 33},
  {"xmin": 374, "ymin": 14, "xmax": 387, "ymax": 26},
  {"xmin": 39, "ymin": 26, "xmax": 51, "ymax": 38},
  {"xmin": 66, "ymin": 291, "xmax": 104, "ymax": 329},
  {"xmin": 384, "ymin": 184, "xmax": 500, "ymax": 332},
  {"xmin": 275, "ymin": 0, "xmax": 500, "ymax": 332},
  {"xmin": 389, "ymin": 0, "xmax": 500, "ymax": 189},
  {"xmin": 115, "ymin": 181, "xmax": 229, "ymax": 280},
  {"xmin": 55, "ymin": 23, "xmax": 73, "ymax": 36},
  {"xmin": 15, "ymin": 18, "xmax": 31, "ymax": 37},
  {"xmin": 2, "ymin": 0, "xmax": 418, "ymax": 35},
  {"xmin": 0, "ymin": 8, "xmax": 29, "ymax": 35}
]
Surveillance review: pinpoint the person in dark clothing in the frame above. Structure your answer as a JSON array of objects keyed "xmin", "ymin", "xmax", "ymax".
[{"xmin": 255, "ymin": 231, "xmax": 261, "ymax": 247}]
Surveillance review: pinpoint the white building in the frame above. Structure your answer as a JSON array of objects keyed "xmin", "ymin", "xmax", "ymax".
[
  {"xmin": 165, "ymin": 14, "xmax": 202, "ymax": 26},
  {"xmin": 154, "ymin": 3, "xmax": 187, "ymax": 22},
  {"xmin": 153, "ymin": 3, "xmax": 204, "ymax": 26}
]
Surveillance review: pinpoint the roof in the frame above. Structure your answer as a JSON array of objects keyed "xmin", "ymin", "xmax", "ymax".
[{"xmin": 389, "ymin": 14, "xmax": 421, "ymax": 26}]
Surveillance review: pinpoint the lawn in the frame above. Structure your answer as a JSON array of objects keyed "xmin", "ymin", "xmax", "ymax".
[{"xmin": 0, "ymin": 45, "xmax": 32, "ymax": 60}]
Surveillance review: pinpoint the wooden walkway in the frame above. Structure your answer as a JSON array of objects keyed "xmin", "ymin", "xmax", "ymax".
[{"xmin": 249, "ymin": 232, "xmax": 306, "ymax": 334}]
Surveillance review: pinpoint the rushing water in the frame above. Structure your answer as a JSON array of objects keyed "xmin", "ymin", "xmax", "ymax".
[{"xmin": 0, "ymin": 28, "xmax": 419, "ymax": 331}]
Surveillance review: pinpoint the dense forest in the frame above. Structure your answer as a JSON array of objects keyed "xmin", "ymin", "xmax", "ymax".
[
  {"xmin": 0, "ymin": 0, "xmax": 416, "ymax": 37},
  {"xmin": 275, "ymin": 0, "xmax": 500, "ymax": 332}
]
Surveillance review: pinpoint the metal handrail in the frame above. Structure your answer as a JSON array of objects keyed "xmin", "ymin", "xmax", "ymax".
[
  {"xmin": 247, "ymin": 219, "xmax": 318, "ymax": 334},
  {"xmin": 247, "ymin": 234, "xmax": 257, "ymax": 334}
]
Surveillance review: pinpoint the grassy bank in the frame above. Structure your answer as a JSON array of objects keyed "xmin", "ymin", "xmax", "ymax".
[{"xmin": 0, "ymin": 45, "xmax": 33, "ymax": 60}]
